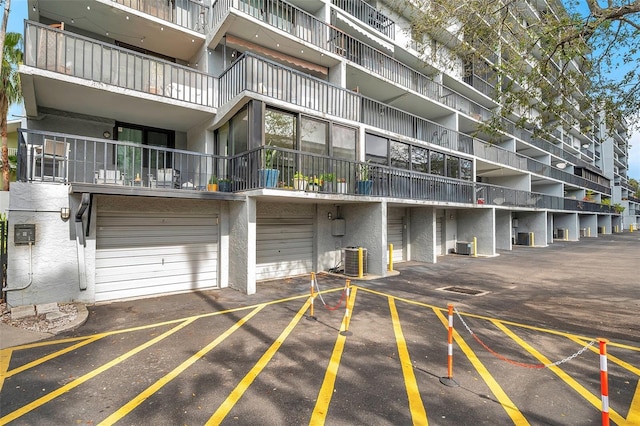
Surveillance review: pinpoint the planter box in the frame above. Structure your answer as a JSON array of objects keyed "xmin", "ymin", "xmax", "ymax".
[
  {"xmin": 336, "ymin": 182, "xmax": 348, "ymax": 194},
  {"xmin": 259, "ymin": 169, "xmax": 280, "ymax": 188},
  {"xmin": 293, "ymin": 177, "xmax": 308, "ymax": 190},
  {"xmin": 356, "ymin": 180, "xmax": 373, "ymax": 195}
]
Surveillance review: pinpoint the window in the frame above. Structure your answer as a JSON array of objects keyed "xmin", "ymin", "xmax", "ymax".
[
  {"xmin": 331, "ymin": 124, "xmax": 356, "ymax": 161},
  {"xmin": 411, "ymin": 146, "xmax": 429, "ymax": 173},
  {"xmin": 265, "ymin": 108, "xmax": 296, "ymax": 149},
  {"xmin": 115, "ymin": 123, "xmax": 174, "ymax": 180},
  {"xmin": 447, "ymin": 155, "xmax": 460, "ymax": 179},
  {"xmin": 460, "ymin": 159, "xmax": 473, "ymax": 180},
  {"xmin": 430, "ymin": 151, "xmax": 445, "ymax": 176},
  {"xmin": 365, "ymin": 133, "xmax": 388, "ymax": 165},
  {"xmin": 390, "ymin": 141, "xmax": 409, "ymax": 169}
]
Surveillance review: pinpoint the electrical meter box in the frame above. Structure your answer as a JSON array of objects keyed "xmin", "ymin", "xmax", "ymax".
[
  {"xmin": 14, "ymin": 224, "xmax": 36, "ymax": 245},
  {"xmin": 331, "ymin": 219, "xmax": 346, "ymax": 236}
]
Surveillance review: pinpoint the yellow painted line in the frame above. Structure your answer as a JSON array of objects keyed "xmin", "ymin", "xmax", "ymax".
[
  {"xmin": 389, "ymin": 298, "xmax": 428, "ymax": 425},
  {"xmin": 567, "ymin": 335, "xmax": 640, "ymax": 425},
  {"xmin": 4, "ymin": 291, "xmax": 321, "ymax": 351},
  {"xmin": 0, "ymin": 318, "xmax": 196, "ymax": 426},
  {"xmin": 624, "ymin": 380, "xmax": 640, "ymax": 426},
  {"xmin": 99, "ymin": 304, "xmax": 267, "ymax": 426},
  {"xmin": 492, "ymin": 321, "xmax": 625, "ymax": 425},
  {"xmin": 206, "ymin": 300, "xmax": 310, "ymax": 425},
  {"xmin": 309, "ymin": 287, "xmax": 358, "ymax": 426},
  {"xmin": 2, "ymin": 336, "xmax": 104, "ymax": 382},
  {"xmin": 356, "ymin": 286, "xmax": 639, "ymax": 351},
  {"xmin": 432, "ymin": 307, "xmax": 529, "ymax": 425},
  {"xmin": 567, "ymin": 336, "xmax": 640, "ymax": 376},
  {"xmin": 0, "ymin": 349, "xmax": 12, "ymax": 392}
]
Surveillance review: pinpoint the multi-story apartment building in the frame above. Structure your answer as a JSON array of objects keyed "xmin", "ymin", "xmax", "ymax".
[{"xmin": 6, "ymin": 0, "xmax": 638, "ymax": 306}]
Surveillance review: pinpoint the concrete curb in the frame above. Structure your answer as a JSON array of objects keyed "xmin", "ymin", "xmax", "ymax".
[{"xmin": 0, "ymin": 303, "xmax": 89, "ymax": 349}]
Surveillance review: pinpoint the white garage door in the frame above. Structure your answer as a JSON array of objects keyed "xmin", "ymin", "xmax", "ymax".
[
  {"xmin": 387, "ymin": 217, "xmax": 405, "ymax": 263},
  {"xmin": 96, "ymin": 212, "xmax": 218, "ymax": 302},
  {"xmin": 256, "ymin": 217, "xmax": 314, "ymax": 281}
]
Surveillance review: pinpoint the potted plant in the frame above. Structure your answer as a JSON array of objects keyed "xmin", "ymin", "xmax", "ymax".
[
  {"xmin": 218, "ymin": 178, "xmax": 232, "ymax": 192},
  {"xmin": 293, "ymin": 172, "xmax": 308, "ymax": 190},
  {"xmin": 207, "ymin": 175, "xmax": 218, "ymax": 191},
  {"xmin": 320, "ymin": 173, "xmax": 335, "ymax": 193},
  {"xmin": 336, "ymin": 177, "xmax": 347, "ymax": 194},
  {"xmin": 356, "ymin": 162, "xmax": 373, "ymax": 195},
  {"xmin": 308, "ymin": 175, "xmax": 321, "ymax": 192},
  {"xmin": 259, "ymin": 145, "xmax": 279, "ymax": 188}
]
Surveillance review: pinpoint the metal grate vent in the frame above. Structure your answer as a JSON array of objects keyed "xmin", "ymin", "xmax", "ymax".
[{"xmin": 440, "ymin": 286, "xmax": 485, "ymax": 296}]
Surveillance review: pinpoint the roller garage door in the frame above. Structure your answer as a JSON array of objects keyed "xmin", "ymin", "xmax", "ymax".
[
  {"xmin": 256, "ymin": 217, "xmax": 314, "ymax": 281},
  {"xmin": 95, "ymin": 212, "xmax": 218, "ymax": 301}
]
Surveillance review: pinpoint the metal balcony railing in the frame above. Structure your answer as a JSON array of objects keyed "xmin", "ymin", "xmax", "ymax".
[
  {"xmin": 212, "ymin": 0, "xmax": 588, "ymax": 174},
  {"xmin": 17, "ymin": 129, "xmax": 617, "ymax": 214},
  {"xmin": 24, "ymin": 21, "xmax": 216, "ymax": 107},
  {"xmin": 19, "ymin": 129, "xmax": 219, "ymax": 190},
  {"xmin": 331, "ymin": 0, "xmax": 395, "ymax": 39},
  {"xmin": 114, "ymin": 0, "xmax": 209, "ymax": 33}
]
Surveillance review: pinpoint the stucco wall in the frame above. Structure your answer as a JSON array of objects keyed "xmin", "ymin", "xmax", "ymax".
[
  {"xmin": 6, "ymin": 182, "xmax": 80, "ymax": 307},
  {"xmin": 339, "ymin": 201, "xmax": 385, "ymax": 276},
  {"xmin": 409, "ymin": 207, "xmax": 435, "ymax": 263}
]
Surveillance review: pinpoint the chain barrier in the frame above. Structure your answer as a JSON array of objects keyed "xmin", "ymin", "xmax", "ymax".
[
  {"xmin": 314, "ymin": 274, "xmax": 346, "ymax": 311},
  {"xmin": 453, "ymin": 306, "xmax": 596, "ymax": 370}
]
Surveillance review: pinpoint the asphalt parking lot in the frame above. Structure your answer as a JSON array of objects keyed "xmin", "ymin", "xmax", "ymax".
[{"xmin": 1, "ymin": 233, "xmax": 639, "ymax": 425}]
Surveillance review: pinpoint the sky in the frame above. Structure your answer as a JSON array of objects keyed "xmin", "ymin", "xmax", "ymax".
[{"xmin": 4, "ymin": 0, "xmax": 639, "ymax": 180}]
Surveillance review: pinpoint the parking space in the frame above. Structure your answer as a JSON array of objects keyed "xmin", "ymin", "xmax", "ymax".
[
  {"xmin": 2, "ymin": 233, "xmax": 640, "ymax": 424},
  {"xmin": 2, "ymin": 275, "xmax": 640, "ymax": 425}
]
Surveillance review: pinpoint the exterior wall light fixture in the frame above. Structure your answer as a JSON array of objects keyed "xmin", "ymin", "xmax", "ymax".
[{"xmin": 60, "ymin": 207, "xmax": 71, "ymax": 221}]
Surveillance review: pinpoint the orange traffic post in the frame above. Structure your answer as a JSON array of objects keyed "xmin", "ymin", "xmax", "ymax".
[
  {"xmin": 599, "ymin": 338, "xmax": 610, "ymax": 426},
  {"xmin": 339, "ymin": 279, "xmax": 352, "ymax": 336},
  {"xmin": 439, "ymin": 304, "xmax": 459, "ymax": 387},
  {"xmin": 308, "ymin": 272, "xmax": 317, "ymax": 321}
]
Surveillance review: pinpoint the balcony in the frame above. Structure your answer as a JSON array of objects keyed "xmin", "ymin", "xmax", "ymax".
[
  {"xmin": 21, "ymin": 21, "xmax": 216, "ymax": 131},
  {"xmin": 113, "ymin": 0, "xmax": 209, "ymax": 33},
  {"xmin": 219, "ymin": 53, "xmax": 608, "ymax": 195},
  {"xmin": 18, "ymin": 128, "xmax": 616, "ymax": 215},
  {"xmin": 30, "ymin": 0, "xmax": 207, "ymax": 61},
  {"xmin": 331, "ymin": 0, "xmax": 395, "ymax": 39}
]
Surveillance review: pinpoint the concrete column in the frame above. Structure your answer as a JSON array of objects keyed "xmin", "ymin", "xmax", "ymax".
[
  {"xmin": 457, "ymin": 208, "xmax": 496, "ymax": 256},
  {"xmin": 340, "ymin": 201, "xmax": 385, "ymax": 276},
  {"xmin": 228, "ymin": 198, "xmax": 256, "ymax": 294},
  {"xmin": 409, "ymin": 207, "xmax": 436, "ymax": 263},
  {"xmin": 495, "ymin": 209, "xmax": 512, "ymax": 250}
]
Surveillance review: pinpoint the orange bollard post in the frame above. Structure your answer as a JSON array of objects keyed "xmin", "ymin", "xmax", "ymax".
[
  {"xmin": 599, "ymin": 338, "xmax": 610, "ymax": 426},
  {"xmin": 439, "ymin": 304, "xmax": 459, "ymax": 387},
  {"xmin": 339, "ymin": 279, "xmax": 352, "ymax": 336}
]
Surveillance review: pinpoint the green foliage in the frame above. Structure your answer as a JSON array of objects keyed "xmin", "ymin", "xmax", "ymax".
[
  {"xmin": 613, "ymin": 203, "xmax": 625, "ymax": 214},
  {"xmin": 208, "ymin": 175, "xmax": 218, "ymax": 184},
  {"xmin": 320, "ymin": 172, "xmax": 335, "ymax": 183},
  {"xmin": 388, "ymin": 0, "xmax": 640, "ymax": 135}
]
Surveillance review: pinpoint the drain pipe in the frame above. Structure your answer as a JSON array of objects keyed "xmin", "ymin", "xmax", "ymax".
[
  {"xmin": 76, "ymin": 193, "xmax": 90, "ymax": 291},
  {"xmin": 4, "ymin": 242, "xmax": 34, "ymax": 292}
]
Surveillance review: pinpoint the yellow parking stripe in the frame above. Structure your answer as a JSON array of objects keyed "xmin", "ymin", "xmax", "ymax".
[
  {"xmin": 0, "ymin": 349, "xmax": 12, "ymax": 392},
  {"xmin": 206, "ymin": 300, "xmax": 310, "ymax": 425},
  {"xmin": 567, "ymin": 336, "xmax": 640, "ymax": 376},
  {"xmin": 98, "ymin": 305, "xmax": 266, "ymax": 426},
  {"xmin": 0, "ymin": 318, "xmax": 196, "ymax": 426},
  {"xmin": 309, "ymin": 287, "xmax": 358, "ymax": 426},
  {"xmin": 356, "ymin": 287, "xmax": 639, "ymax": 351},
  {"xmin": 2, "ymin": 336, "xmax": 104, "ymax": 382},
  {"xmin": 389, "ymin": 298, "xmax": 428, "ymax": 425},
  {"xmin": 492, "ymin": 321, "xmax": 625, "ymax": 425},
  {"xmin": 432, "ymin": 308, "xmax": 529, "ymax": 425}
]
